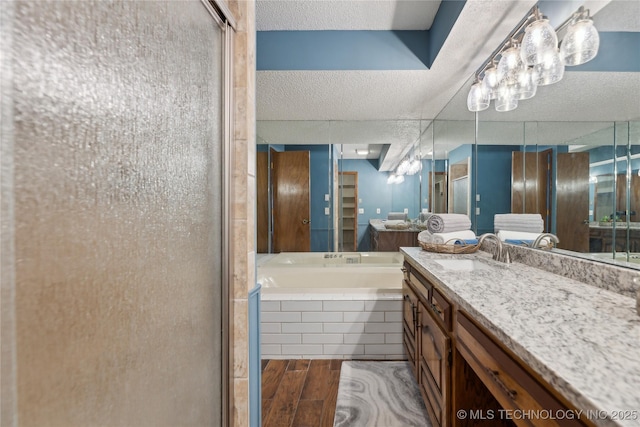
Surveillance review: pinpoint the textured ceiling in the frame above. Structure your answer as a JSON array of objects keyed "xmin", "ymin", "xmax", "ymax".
[
  {"xmin": 256, "ymin": 0, "xmax": 441, "ymax": 31},
  {"xmin": 256, "ymin": 0, "xmax": 640, "ymax": 166}
]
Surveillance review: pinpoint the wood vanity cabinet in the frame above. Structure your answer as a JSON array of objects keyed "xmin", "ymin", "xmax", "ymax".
[
  {"xmin": 403, "ymin": 264, "xmax": 452, "ymax": 427},
  {"xmin": 403, "ymin": 261, "xmax": 595, "ymax": 427},
  {"xmin": 419, "ymin": 300, "xmax": 451, "ymax": 427},
  {"xmin": 456, "ymin": 312, "xmax": 592, "ymax": 427},
  {"xmin": 402, "ymin": 263, "xmax": 418, "ymax": 374}
]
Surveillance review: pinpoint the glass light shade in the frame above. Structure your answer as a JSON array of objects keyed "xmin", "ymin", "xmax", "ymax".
[
  {"xmin": 407, "ymin": 158, "xmax": 421, "ymax": 175},
  {"xmin": 396, "ymin": 159, "xmax": 410, "ymax": 175},
  {"xmin": 495, "ymin": 84, "xmax": 518, "ymax": 112},
  {"xmin": 497, "ymin": 45, "xmax": 525, "ymax": 83},
  {"xmin": 387, "ymin": 174, "xmax": 398, "ymax": 184},
  {"xmin": 467, "ymin": 82, "xmax": 490, "ymax": 112},
  {"xmin": 561, "ymin": 18, "xmax": 599, "ymax": 66},
  {"xmin": 535, "ymin": 49, "xmax": 564, "ymax": 86},
  {"xmin": 520, "ymin": 18, "xmax": 558, "ymax": 66},
  {"xmin": 481, "ymin": 65, "xmax": 500, "ymax": 100},
  {"xmin": 394, "ymin": 175, "xmax": 404, "ymax": 184},
  {"xmin": 515, "ymin": 67, "xmax": 538, "ymax": 100}
]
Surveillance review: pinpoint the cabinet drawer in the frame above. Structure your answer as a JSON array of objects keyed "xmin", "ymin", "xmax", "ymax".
[
  {"xmin": 419, "ymin": 303, "xmax": 450, "ymax": 427},
  {"xmin": 431, "ymin": 287, "xmax": 452, "ymax": 330},
  {"xmin": 402, "ymin": 261, "xmax": 411, "ymax": 282},
  {"xmin": 457, "ymin": 313, "xmax": 591, "ymax": 427},
  {"xmin": 410, "ymin": 270, "xmax": 432, "ymax": 296}
]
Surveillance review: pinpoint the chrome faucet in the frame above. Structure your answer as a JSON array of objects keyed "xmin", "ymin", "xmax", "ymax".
[
  {"xmin": 530, "ymin": 233, "xmax": 560, "ymax": 249},
  {"xmin": 478, "ymin": 233, "xmax": 511, "ymax": 263}
]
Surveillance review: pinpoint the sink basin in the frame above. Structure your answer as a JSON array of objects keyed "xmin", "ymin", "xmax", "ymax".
[{"xmin": 433, "ymin": 259, "xmax": 493, "ymax": 271}]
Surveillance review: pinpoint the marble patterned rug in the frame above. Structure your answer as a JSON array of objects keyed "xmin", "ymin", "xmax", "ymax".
[{"xmin": 333, "ymin": 361, "xmax": 430, "ymax": 427}]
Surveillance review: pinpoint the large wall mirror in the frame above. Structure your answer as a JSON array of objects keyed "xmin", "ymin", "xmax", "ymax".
[{"xmin": 256, "ymin": 0, "xmax": 640, "ymax": 272}]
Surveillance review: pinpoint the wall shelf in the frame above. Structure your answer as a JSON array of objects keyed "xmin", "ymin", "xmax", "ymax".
[{"xmin": 339, "ymin": 171, "xmax": 358, "ymax": 251}]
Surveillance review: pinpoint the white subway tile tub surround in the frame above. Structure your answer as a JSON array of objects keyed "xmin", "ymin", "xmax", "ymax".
[{"xmin": 260, "ymin": 292, "xmax": 404, "ymax": 360}]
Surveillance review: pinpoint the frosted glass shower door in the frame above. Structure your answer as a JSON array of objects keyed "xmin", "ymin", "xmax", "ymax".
[{"xmin": 2, "ymin": 1, "xmax": 228, "ymax": 425}]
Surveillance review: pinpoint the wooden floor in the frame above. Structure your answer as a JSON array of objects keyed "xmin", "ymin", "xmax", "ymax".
[{"xmin": 261, "ymin": 359, "xmax": 342, "ymax": 427}]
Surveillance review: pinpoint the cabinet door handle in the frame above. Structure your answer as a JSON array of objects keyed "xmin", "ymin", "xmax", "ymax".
[
  {"xmin": 401, "ymin": 267, "xmax": 408, "ymax": 273},
  {"xmin": 486, "ymin": 368, "xmax": 518, "ymax": 400},
  {"xmin": 430, "ymin": 302, "xmax": 441, "ymax": 316},
  {"xmin": 403, "ymin": 294, "xmax": 416, "ymax": 325}
]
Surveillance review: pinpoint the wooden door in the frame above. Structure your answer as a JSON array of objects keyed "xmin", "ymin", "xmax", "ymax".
[
  {"xmin": 272, "ymin": 150, "xmax": 311, "ymax": 252},
  {"xmin": 512, "ymin": 150, "xmax": 551, "ymax": 231},
  {"xmin": 429, "ymin": 172, "xmax": 447, "ymax": 213},
  {"xmin": 556, "ymin": 152, "xmax": 589, "ymax": 252},
  {"xmin": 615, "ymin": 174, "xmax": 640, "ymax": 221},
  {"xmin": 257, "ymin": 151, "xmax": 269, "ymax": 253}
]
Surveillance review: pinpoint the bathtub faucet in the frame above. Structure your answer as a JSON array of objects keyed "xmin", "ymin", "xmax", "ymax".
[{"xmin": 478, "ymin": 233, "xmax": 511, "ymax": 264}]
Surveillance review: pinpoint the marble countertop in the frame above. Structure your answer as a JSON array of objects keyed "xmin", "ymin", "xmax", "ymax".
[{"xmin": 400, "ymin": 247, "xmax": 640, "ymax": 427}]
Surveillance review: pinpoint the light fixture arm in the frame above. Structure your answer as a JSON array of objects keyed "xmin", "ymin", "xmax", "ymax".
[{"xmin": 474, "ymin": 5, "xmax": 539, "ymax": 80}]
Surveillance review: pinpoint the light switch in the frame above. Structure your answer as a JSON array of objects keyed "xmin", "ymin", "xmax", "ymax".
[
  {"xmin": 358, "ymin": 198, "xmax": 362, "ymax": 203},
  {"xmin": 358, "ymin": 208, "xmax": 364, "ymax": 214},
  {"xmin": 376, "ymin": 208, "xmax": 381, "ymax": 214},
  {"xmin": 324, "ymin": 194, "xmax": 330, "ymax": 201},
  {"xmin": 324, "ymin": 207, "xmax": 330, "ymax": 215},
  {"xmin": 403, "ymin": 208, "xmax": 408, "ymax": 214},
  {"xmin": 476, "ymin": 194, "xmax": 480, "ymax": 202},
  {"xmin": 476, "ymin": 207, "xmax": 481, "ymax": 215}
]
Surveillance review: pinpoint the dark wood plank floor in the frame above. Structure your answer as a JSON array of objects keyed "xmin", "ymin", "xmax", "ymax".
[{"xmin": 262, "ymin": 359, "xmax": 342, "ymax": 427}]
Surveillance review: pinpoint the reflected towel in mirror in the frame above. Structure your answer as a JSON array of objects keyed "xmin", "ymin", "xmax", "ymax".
[
  {"xmin": 494, "ymin": 213, "xmax": 544, "ymax": 233},
  {"xmin": 426, "ymin": 214, "xmax": 472, "ymax": 233},
  {"xmin": 419, "ymin": 229, "xmax": 477, "ymax": 245}
]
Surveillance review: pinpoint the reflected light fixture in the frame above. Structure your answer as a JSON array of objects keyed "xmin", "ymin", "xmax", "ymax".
[
  {"xmin": 407, "ymin": 156, "xmax": 421, "ymax": 175},
  {"xmin": 355, "ymin": 148, "xmax": 369, "ymax": 155},
  {"xmin": 467, "ymin": 5, "xmax": 599, "ymax": 113},
  {"xmin": 396, "ymin": 158, "xmax": 411, "ymax": 175},
  {"xmin": 387, "ymin": 174, "xmax": 404, "ymax": 184}
]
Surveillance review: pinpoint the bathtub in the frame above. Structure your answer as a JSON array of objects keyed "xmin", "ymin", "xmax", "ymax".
[
  {"xmin": 258, "ymin": 252, "xmax": 405, "ymax": 360},
  {"xmin": 259, "ymin": 251, "xmax": 404, "ymax": 266}
]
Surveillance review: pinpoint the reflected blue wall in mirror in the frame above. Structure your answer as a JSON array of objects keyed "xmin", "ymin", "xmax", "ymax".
[
  {"xmin": 340, "ymin": 159, "xmax": 420, "ymax": 251},
  {"xmin": 476, "ymin": 145, "xmax": 520, "ymax": 234}
]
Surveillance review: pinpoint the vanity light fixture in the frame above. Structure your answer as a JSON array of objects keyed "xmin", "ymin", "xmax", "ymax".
[
  {"xmin": 355, "ymin": 148, "xmax": 369, "ymax": 155},
  {"xmin": 467, "ymin": 5, "xmax": 599, "ymax": 113},
  {"xmin": 387, "ymin": 173, "xmax": 404, "ymax": 184},
  {"xmin": 396, "ymin": 158, "xmax": 411, "ymax": 175},
  {"xmin": 406, "ymin": 156, "xmax": 422, "ymax": 175}
]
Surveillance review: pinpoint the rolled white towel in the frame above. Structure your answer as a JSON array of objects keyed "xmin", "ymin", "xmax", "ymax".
[
  {"xmin": 497, "ymin": 230, "xmax": 549, "ymax": 245},
  {"xmin": 426, "ymin": 214, "xmax": 471, "ymax": 233},
  {"xmin": 494, "ymin": 213, "xmax": 544, "ymax": 233},
  {"xmin": 419, "ymin": 229, "xmax": 477, "ymax": 245}
]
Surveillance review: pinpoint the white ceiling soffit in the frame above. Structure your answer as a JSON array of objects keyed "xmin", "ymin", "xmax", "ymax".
[
  {"xmin": 256, "ymin": 0, "xmax": 540, "ymax": 170},
  {"xmin": 256, "ymin": 0, "xmax": 441, "ymax": 31},
  {"xmin": 256, "ymin": 0, "xmax": 639, "ymax": 171},
  {"xmin": 257, "ymin": 0, "xmax": 537, "ymax": 122},
  {"xmin": 592, "ymin": 0, "xmax": 640, "ymax": 32},
  {"xmin": 256, "ymin": 120, "xmax": 428, "ymax": 159}
]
